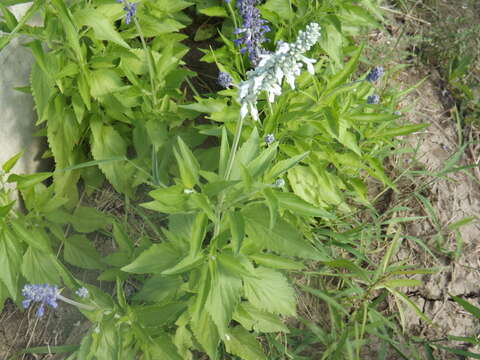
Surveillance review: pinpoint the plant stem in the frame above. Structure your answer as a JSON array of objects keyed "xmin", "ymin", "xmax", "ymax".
[
  {"xmin": 213, "ymin": 115, "xmax": 245, "ymax": 239},
  {"xmin": 132, "ymin": 16, "xmax": 157, "ymax": 109},
  {"xmin": 57, "ymin": 294, "xmax": 95, "ymax": 311}
]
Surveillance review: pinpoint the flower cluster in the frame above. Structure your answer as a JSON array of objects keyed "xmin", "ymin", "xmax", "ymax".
[
  {"xmin": 218, "ymin": 72, "xmax": 233, "ymax": 88},
  {"xmin": 366, "ymin": 66, "xmax": 384, "ymax": 83},
  {"xmin": 367, "ymin": 94, "xmax": 380, "ymax": 104},
  {"xmin": 233, "ymin": 0, "xmax": 270, "ymax": 66},
  {"xmin": 237, "ymin": 22, "xmax": 321, "ymax": 120},
  {"xmin": 76, "ymin": 287, "xmax": 89, "ymax": 298},
  {"xmin": 22, "ymin": 284, "xmax": 59, "ymax": 317},
  {"xmin": 264, "ymin": 133, "xmax": 275, "ymax": 144},
  {"xmin": 116, "ymin": 0, "xmax": 137, "ymax": 25}
]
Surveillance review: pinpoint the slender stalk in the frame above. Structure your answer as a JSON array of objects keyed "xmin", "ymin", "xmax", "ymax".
[
  {"xmin": 57, "ymin": 294, "xmax": 96, "ymax": 311},
  {"xmin": 132, "ymin": 16, "xmax": 157, "ymax": 109},
  {"xmin": 213, "ymin": 115, "xmax": 245, "ymax": 239},
  {"xmin": 225, "ymin": 115, "xmax": 245, "ymax": 180}
]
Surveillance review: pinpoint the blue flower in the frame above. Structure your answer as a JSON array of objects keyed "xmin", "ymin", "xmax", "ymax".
[
  {"xmin": 234, "ymin": 0, "xmax": 270, "ymax": 66},
  {"xmin": 22, "ymin": 284, "xmax": 59, "ymax": 317},
  {"xmin": 367, "ymin": 94, "xmax": 380, "ymax": 104},
  {"xmin": 218, "ymin": 72, "xmax": 232, "ymax": 88},
  {"xmin": 117, "ymin": 0, "xmax": 137, "ymax": 25},
  {"xmin": 75, "ymin": 287, "xmax": 89, "ymax": 298},
  {"xmin": 366, "ymin": 66, "xmax": 384, "ymax": 82},
  {"xmin": 264, "ymin": 134, "xmax": 275, "ymax": 144}
]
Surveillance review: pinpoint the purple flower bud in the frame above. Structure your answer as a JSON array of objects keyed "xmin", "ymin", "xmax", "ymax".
[
  {"xmin": 218, "ymin": 72, "xmax": 232, "ymax": 88},
  {"xmin": 22, "ymin": 284, "xmax": 59, "ymax": 317},
  {"xmin": 264, "ymin": 134, "xmax": 275, "ymax": 144},
  {"xmin": 367, "ymin": 94, "xmax": 380, "ymax": 104},
  {"xmin": 117, "ymin": 0, "xmax": 137, "ymax": 25},
  {"xmin": 366, "ymin": 66, "xmax": 384, "ymax": 82},
  {"xmin": 233, "ymin": 0, "xmax": 271, "ymax": 66},
  {"xmin": 75, "ymin": 287, "xmax": 89, "ymax": 298}
]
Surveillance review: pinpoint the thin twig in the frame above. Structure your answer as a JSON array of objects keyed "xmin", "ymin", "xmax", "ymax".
[{"xmin": 380, "ymin": 6, "xmax": 431, "ymax": 25}]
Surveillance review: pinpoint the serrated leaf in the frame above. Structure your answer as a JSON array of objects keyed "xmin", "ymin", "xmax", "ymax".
[
  {"xmin": 242, "ymin": 204, "xmax": 326, "ymax": 261},
  {"xmin": 233, "ymin": 302, "xmax": 289, "ymax": 333},
  {"xmin": 190, "ymin": 308, "xmax": 219, "ymax": 359},
  {"xmin": 22, "ymin": 247, "xmax": 61, "ymax": 285},
  {"xmin": 90, "ymin": 118, "xmax": 135, "ymax": 195},
  {"xmin": 133, "ymin": 275, "xmax": 182, "ymax": 303},
  {"xmin": 63, "ymin": 235, "xmax": 104, "ymax": 270},
  {"xmin": 70, "ymin": 206, "xmax": 111, "ymax": 233},
  {"xmin": 206, "ymin": 262, "xmax": 242, "ymax": 337},
  {"xmin": 224, "ymin": 326, "xmax": 266, "ymax": 360},
  {"xmin": 0, "ymin": 229, "xmax": 22, "ymax": 299},
  {"xmin": 243, "ymin": 266, "xmax": 296, "ymax": 316},
  {"xmin": 121, "ymin": 243, "xmax": 182, "ymax": 274},
  {"xmin": 74, "ymin": 8, "xmax": 129, "ymax": 48}
]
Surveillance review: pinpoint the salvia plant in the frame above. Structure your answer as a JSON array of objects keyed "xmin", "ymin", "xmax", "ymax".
[{"xmin": 3, "ymin": 0, "xmax": 476, "ymax": 359}]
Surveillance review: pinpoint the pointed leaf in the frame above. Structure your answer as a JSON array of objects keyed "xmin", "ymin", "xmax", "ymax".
[{"xmin": 224, "ymin": 326, "xmax": 267, "ymax": 360}]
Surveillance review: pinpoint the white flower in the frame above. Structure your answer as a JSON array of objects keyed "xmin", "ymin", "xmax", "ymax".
[{"xmin": 237, "ymin": 23, "xmax": 321, "ymax": 120}]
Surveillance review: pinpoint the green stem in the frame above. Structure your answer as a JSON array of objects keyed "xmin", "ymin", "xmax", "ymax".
[
  {"xmin": 57, "ymin": 294, "xmax": 96, "ymax": 311},
  {"xmin": 213, "ymin": 115, "xmax": 245, "ymax": 239},
  {"xmin": 132, "ymin": 16, "xmax": 157, "ymax": 109}
]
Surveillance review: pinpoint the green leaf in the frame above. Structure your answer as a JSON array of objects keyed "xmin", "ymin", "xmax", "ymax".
[
  {"xmin": 90, "ymin": 118, "xmax": 135, "ymax": 195},
  {"xmin": 22, "ymin": 247, "xmax": 61, "ymax": 285},
  {"xmin": 451, "ymin": 295, "xmax": 480, "ymax": 319},
  {"xmin": 233, "ymin": 302, "xmax": 289, "ymax": 333},
  {"xmin": 447, "ymin": 217, "xmax": 477, "ymax": 231},
  {"xmin": 300, "ymin": 285, "xmax": 349, "ymax": 315},
  {"xmin": 133, "ymin": 275, "xmax": 181, "ymax": 303},
  {"xmin": 7, "ymin": 172, "xmax": 52, "ymax": 190},
  {"xmin": 375, "ymin": 279, "xmax": 422, "ymax": 289},
  {"xmin": 206, "ymin": 262, "xmax": 242, "ymax": 337},
  {"xmin": 190, "ymin": 309, "xmax": 219, "ymax": 360},
  {"xmin": 70, "ymin": 207, "xmax": 111, "ymax": 233},
  {"xmin": 121, "ymin": 243, "xmax": 182, "ymax": 274},
  {"xmin": 74, "ymin": 8, "xmax": 129, "ymax": 48},
  {"xmin": 261, "ymin": 0, "xmax": 293, "ymax": 21},
  {"xmin": 242, "ymin": 204, "xmax": 326, "ymax": 261},
  {"xmin": 219, "ymin": 127, "xmax": 230, "ymax": 178},
  {"xmin": 368, "ymin": 123, "xmax": 430, "ymax": 138},
  {"xmin": 224, "ymin": 326, "xmax": 267, "ymax": 360},
  {"xmin": 2, "ymin": 151, "xmax": 24, "ymax": 173},
  {"xmin": 326, "ymin": 45, "xmax": 363, "ymax": 91},
  {"xmin": 227, "ymin": 211, "xmax": 245, "ymax": 255},
  {"xmin": 0, "ymin": 229, "xmax": 22, "ymax": 299},
  {"xmin": 10, "ymin": 221, "xmax": 51, "ymax": 253},
  {"xmin": 89, "ymin": 69, "xmax": 124, "ymax": 98},
  {"xmin": 230, "ymin": 128, "xmax": 260, "ymax": 180},
  {"xmin": 189, "ymin": 212, "xmax": 208, "ymax": 255},
  {"xmin": 265, "ymin": 151, "xmax": 309, "ymax": 181},
  {"xmin": 134, "ymin": 303, "xmax": 186, "ymax": 330},
  {"xmin": 276, "ymin": 192, "xmax": 335, "ymax": 218},
  {"xmin": 174, "ymin": 137, "xmax": 200, "ymax": 188},
  {"xmin": 243, "ymin": 266, "xmax": 296, "ymax": 316},
  {"xmin": 194, "ymin": 23, "xmax": 216, "ymax": 41},
  {"xmin": 63, "ymin": 235, "xmax": 104, "ymax": 270},
  {"xmin": 162, "ymin": 253, "xmax": 204, "ymax": 275},
  {"xmin": 0, "ymin": 202, "xmax": 15, "ymax": 219}
]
